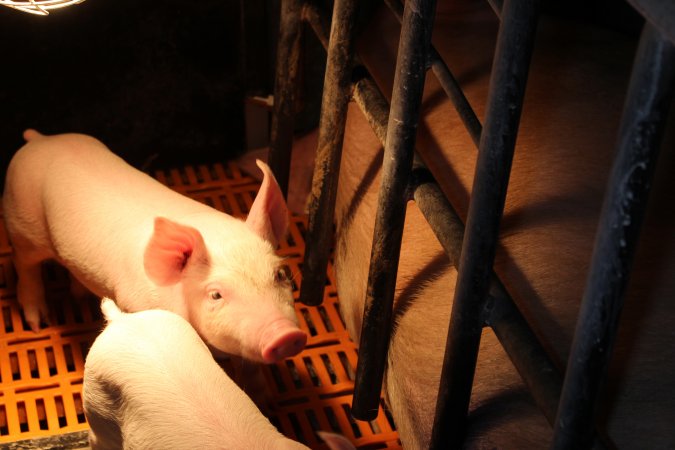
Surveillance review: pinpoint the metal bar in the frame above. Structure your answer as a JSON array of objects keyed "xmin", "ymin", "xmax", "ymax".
[
  {"xmin": 429, "ymin": 48, "xmax": 483, "ymax": 148},
  {"xmin": 487, "ymin": 0, "xmax": 504, "ymax": 19},
  {"xmin": 350, "ymin": 54, "xmax": 574, "ymax": 441},
  {"xmin": 268, "ymin": 0, "xmax": 304, "ymax": 198},
  {"xmin": 351, "ymin": 0, "xmax": 438, "ymax": 421},
  {"xmin": 352, "ymin": 76, "xmax": 390, "ymax": 144},
  {"xmin": 551, "ymin": 23, "xmax": 675, "ymax": 450},
  {"xmin": 410, "ymin": 157, "xmax": 564, "ymax": 426},
  {"xmin": 409, "ymin": 156, "xmax": 465, "ymax": 266},
  {"xmin": 303, "ymin": 0, "xmax": 330, "ymax": 49},
  {"xmin": 304, "ymin": 0, "xmax": 560, "ymax": 434},
  {"xmin": 627, "ymin": 0, "xmax": 675, "ymax": 46},
  {"xmin": 298, "ymin": 0, "xmax": 359, "ymax": 306},
  {"xmin": 487, "ymin": 281, "xmax": 563, "ymax": 425},
  {"xmin": 429, "ymin": 0, "xmax": 540, "ymax": 447},
  {"xmin": 306, "ymin": 0, "xmax": 566, "ymax": 436},
  {"xmin": 384, "ymin": 0, "xmax": 483, "ymax": 148},
  {"xmin": 304, "ymin": 0, "xmax": 389, "ymax": 148}
]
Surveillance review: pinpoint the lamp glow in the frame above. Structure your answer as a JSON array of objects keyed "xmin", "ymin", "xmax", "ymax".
[{"xmin": 1, "ymin": 0, "xmax": 86, "ymax": 15}]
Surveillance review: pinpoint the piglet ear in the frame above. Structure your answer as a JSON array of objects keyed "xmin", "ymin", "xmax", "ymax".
[
  {"xmin": 246, "ymin": 160, "xmax": 289, "ymax": 248},
  {"xmin": 144, "ymin": 217, "xmax": 204, "ymax": 286}
]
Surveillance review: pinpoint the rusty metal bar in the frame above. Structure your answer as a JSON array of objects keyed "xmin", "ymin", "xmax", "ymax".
[
  {"xmin": 351, "ymin": 0, "xmax": 438, "ymax": 421},
  {"xmin": 268, "ymin": 0, "xmax": 304, "ymax": 198},
  {"xmin": 298, "ymin": 0, "xmax": 360, "ymax": 307},
  {"xmin": 352, "ymin": 77, "xmax": 390, "ymax": 144},
  {"xmin": 551, "ymin": 22, "xmax": 675, "ymax": 450},
  {"xmin": 429, "ymin": 0, "xmax": 540, "ymax": 447}
]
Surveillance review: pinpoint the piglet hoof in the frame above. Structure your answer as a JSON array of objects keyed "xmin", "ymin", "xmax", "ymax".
[
  {"xmin": 261, "ymin": 329, "xmax": 307, "ymax": 364},
  {"xmin": 25, "ymin": 315, "xmax": 42, "ymax": 333},
  {"xmin": 23, "ymin": 306, "xmax": 50, "ymax": 333}
]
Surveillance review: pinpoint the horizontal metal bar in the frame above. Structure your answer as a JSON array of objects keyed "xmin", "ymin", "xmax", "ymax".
[{"xmin": 552, "ymin": 22, "xmax": 675, "ymax": 450}]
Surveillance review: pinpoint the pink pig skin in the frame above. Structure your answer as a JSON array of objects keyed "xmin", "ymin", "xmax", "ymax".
[
  {"xmin": 83, "ymin": 299, "xmax": 354, "ymax": 450},
  {"xmin": 2, "ymin": 130, "xmax": 306, "ymax": 363}
]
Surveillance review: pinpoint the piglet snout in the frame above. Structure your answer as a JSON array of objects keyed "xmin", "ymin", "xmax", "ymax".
[{"xmin": 261, "ymin": 319, "xmax": 307, "ymax": 363}]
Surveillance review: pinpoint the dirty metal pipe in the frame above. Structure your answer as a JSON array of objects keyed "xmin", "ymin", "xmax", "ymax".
[
  {"xmin": 351, "ymin": 0, "xmax": 438, "ymax": 421},
  {"xmin": 303, "ymin": 0, "xmax": 330, "ymax": 49},
  {"xmin": 384, "ymin": 0, "xmax": 483, "ymax": 148},
  {"xmin": 298, "ymin": 0, "xmax": 360, "ymax": 307},
  {"xmin": 551, "ymin": 23, "xmax": 675, "ymax": 450},
  {"xmin": 268, "ymin": 0, "xmax": 304, "ymax": 197},
  {"xmin": 352, "ymin": 76, "xmax": 390, "ymax": 144},
  {"xmin": 305, "ymin": 0, "xmax": 560, "ymax": 433},
  {"xmin": 410, "ymin": 157, "xmax": 564, "ymax": 427},
  {"xmin": 429, "ymin": 0, "xmax": 540, "ymax": 447}
]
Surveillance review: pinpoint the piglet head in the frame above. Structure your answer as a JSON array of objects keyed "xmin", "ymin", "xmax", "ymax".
[
  {"xmin": 204, "ymin": 160, "xmax": 304, "ymax": 362},
  {"xmin": 143, "ymin": 160, "xmax": 306, "ymax": 363}
]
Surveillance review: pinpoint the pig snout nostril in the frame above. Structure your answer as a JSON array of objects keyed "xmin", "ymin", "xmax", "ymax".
[{"xmin": 263, "ymin": 330, "xmax": 307, "ymax": 363}]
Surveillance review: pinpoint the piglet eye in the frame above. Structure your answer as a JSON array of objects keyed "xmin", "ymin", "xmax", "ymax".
[
  {"xmin": 209, "ymin": 291, "xmax": 223, "ymax": 301},
  {"xmin": 274, "ymin": 267, "xmax": 289, "ymax": 284}
]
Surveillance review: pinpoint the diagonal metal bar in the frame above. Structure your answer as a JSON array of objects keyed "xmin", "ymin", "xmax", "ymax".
[
  {"xmin": 551, "ymin": 22, "xmax": 675, "ymax": 450},
  {"xmin": 429, "ymin": 0, "xmax": 540, "ymax": 447},
  {"xmin": 384, "ymin": 0, "xmax": 483, "ymax": 148}
]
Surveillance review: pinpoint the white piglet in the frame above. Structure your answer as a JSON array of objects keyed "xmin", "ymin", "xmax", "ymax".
[
  {"xmin": 3, "ymin": 130, "xmax": 306, "ymax": 363},
  {"xmin": 83, "ymin": 299, "xmax": 354, "ymax": 450}
]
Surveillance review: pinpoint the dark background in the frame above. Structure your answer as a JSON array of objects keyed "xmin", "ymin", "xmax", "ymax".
[
  {"xmin": 0, "ymin": 0, "xmax": 314, "ymax": 181},
  {"xmin": 0, "ymin": 0, "xmax": 641, "ymax": 185}
]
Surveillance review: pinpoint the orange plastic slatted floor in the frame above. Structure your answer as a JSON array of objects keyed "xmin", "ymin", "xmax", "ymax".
[{"xmin": 0, "ymin": 161, "xmax": 401, "ymax": 449}]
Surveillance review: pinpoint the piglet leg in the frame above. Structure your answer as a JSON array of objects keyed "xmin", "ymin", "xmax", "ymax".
[{"xmin": 14, "ymin": 256, "xmax": 49, "ymax": 332}]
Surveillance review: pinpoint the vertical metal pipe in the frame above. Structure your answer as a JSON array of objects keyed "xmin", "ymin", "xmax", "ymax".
[
  {"xmin": 268, "ymin": 0, "xmax": 303, "ymax": 198},
  {"xmin": 350, "ymin": 0, "xmax": 437, "ymax": 421},
  {"xmin": 298, "ymin": 0, "xmax": 359, "ymax": 306},
  {"xmin": 429, "ymin": 0, "xmax": 539, "ymax": 447},
  {"xmin": 551, "ymin": 23, "xmax": 675, "ymax": 450},
  {"xmin": 411, "ymin": 157, "xmax": 564, "ymax": 427},
  {"xmin": 384, "ymin": 0, "xmax": 483, "ymax": 148}
]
